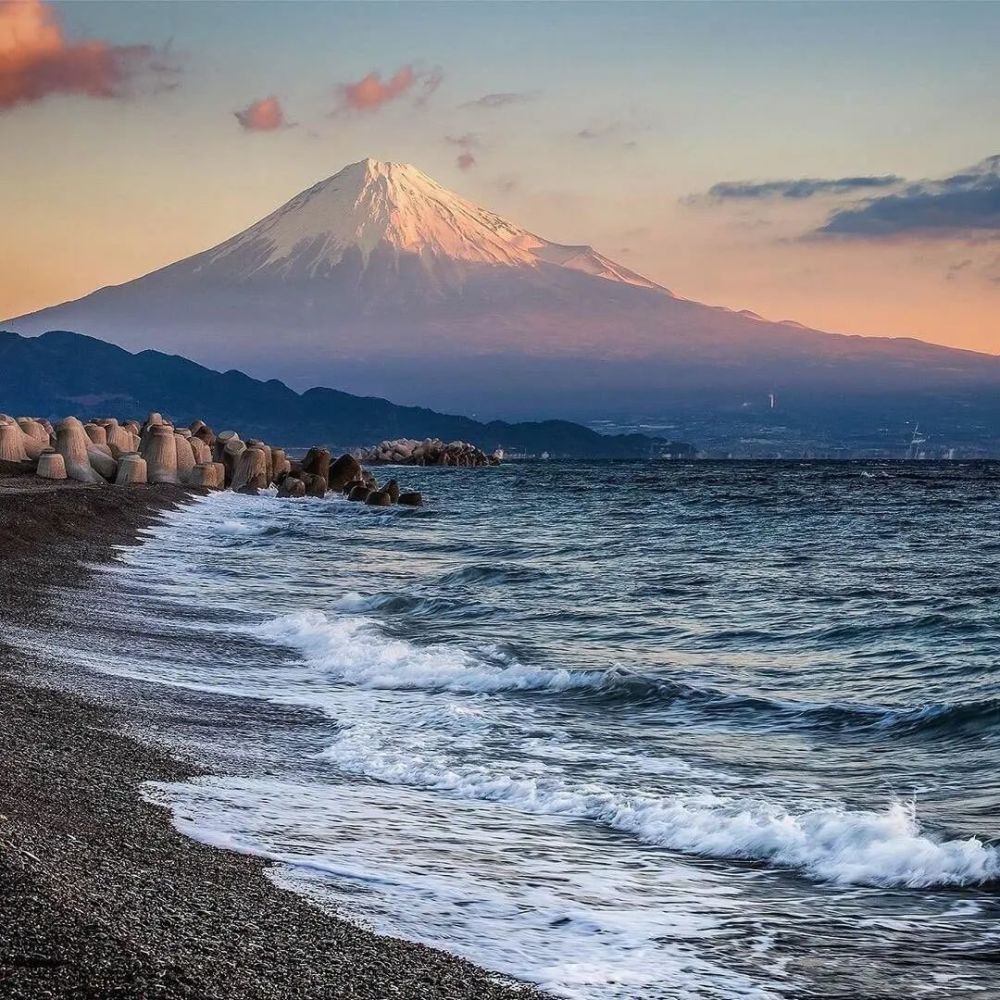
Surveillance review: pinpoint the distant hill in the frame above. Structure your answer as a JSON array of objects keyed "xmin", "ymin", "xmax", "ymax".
[{"xmin": 0, "ymin": 330, "xmax": 683, "ymax": 458}]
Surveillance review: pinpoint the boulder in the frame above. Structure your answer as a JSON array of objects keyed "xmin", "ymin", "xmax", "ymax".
[
  {"xmin": 277, "ymin": 476, "xmax": 306, "ymax": 497},
  {"xmin": 328, "ymin": 453, "xmax": 362, "ymax": 490},
  {"xmin": 301, "ymin": 473, "xmax": 328, "ymax": 498},
  {"xmin": 115, "ymin": 453, "xmax": 147, "ymax": 485},
  {"xmin": 397, "ymin": 491, "xmax": 423, "ymax": 506},
  {"xmin": 302, "ymin": 447, "xmax": 331, "ymax": 485}
]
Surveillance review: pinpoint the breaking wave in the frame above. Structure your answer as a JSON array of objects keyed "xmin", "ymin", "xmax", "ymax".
[
  {"xmin": 252, "ymin": 610, "xmax": 999, "ymax": 737},
  {"xmin": 323, "ymin": 731, "xmax": 1000, "ymax": 889}
]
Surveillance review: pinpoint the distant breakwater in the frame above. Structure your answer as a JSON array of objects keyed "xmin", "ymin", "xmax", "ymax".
[
  {"xmin": 0, "ymin": 413, "xmax": 500, "ymax": 506},
  {"xmin": 354, "ymin": 438, "xmax": 502, "ymax": 467}
]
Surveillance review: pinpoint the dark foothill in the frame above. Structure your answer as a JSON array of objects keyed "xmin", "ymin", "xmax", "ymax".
[
  {"xmin": 398, "ymin": 491, "xmax": 423, "ymax": 506},
  {"xmin": 328, "ymin": 453, "xmax": 363, "ymax": 490}
]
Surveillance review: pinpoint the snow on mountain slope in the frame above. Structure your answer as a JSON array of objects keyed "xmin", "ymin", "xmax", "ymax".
[{"xmin": 196, "ymin": 158, "xmax": 668, "ymax": 291}]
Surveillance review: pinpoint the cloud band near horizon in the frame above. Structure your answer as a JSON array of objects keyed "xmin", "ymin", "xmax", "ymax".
[{"xmin": 817, "ymin": 156, "xmax": 1000, "ymax": 237}]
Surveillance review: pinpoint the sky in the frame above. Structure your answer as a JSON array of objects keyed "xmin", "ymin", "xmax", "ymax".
[{"xmin": 2, "ymin": 0, "xmax": 998, "ymax": 354}]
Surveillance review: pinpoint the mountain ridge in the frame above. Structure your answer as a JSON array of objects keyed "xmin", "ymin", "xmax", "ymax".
[{"xmin": 0, "ymin": 329, "xmax": 683, "ymax": 457}]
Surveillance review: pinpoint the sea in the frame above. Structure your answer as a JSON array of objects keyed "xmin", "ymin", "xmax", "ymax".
[{"xmin": 25, "ymin": 461, "xmax": 1000, "ymax": 999}]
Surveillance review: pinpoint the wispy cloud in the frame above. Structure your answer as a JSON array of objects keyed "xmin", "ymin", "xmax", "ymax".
[
  {"xmin": 234, "ymin": 95, "xmax": 288, "ymax": 132},
  {"xmin": 0, "ymin": 0, "xmax": 174, "ymax": 111},
  {"xmin": 461, "ymin": 91, "xmax": 535, "ymax": 110},
  {"xmin": 577, "ymin": 122, "xmax": 623, "ymax": 141},
  {"xmin": 817, "ymin": 156, "xmax": 1000, "ymax": 238},
  {"xmin": 445, "ymin": 132, "xmax": 482, "ymax": 150},
  {"xmin": 495, "ymin": 174, "xmax": 518, "ymax": 194},
  {"xmin": 703, "ymin": 175, "xmax": 902, "ymax": 201},
  {"xmin": 332, "ymin": 64, "xmax": 442, "ymax": 115},
  {"xmin": 445, "ymin": 133, "xmax": 482, "ymax": 171}
]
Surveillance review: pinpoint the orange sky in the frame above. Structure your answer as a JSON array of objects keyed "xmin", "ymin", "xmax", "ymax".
[{"xmin": 2, "ymin": 0, "xmax": 998, "ymax": 355}]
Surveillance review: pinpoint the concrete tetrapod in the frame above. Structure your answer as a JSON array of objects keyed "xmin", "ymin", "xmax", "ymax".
[
  {"xmin": 221, "ymin": 438, "xmax": 246, "ymax": 487},
  {"xmin": 174, "ymin": 433, "xmax": 197, "ymax": 484},
  {"xmin": 232, "ymin": 445, "xmax": 268, "ymax": 494},
  {"xmin": 143, "ymin": 425, "xmax": 179, "ymax": 484},
  {"xmin": 0, "ymin": 420, "xmax": 28, "ymax": 463},
  {"xmin": 17, "ymin": 419, "xmax": 49, "ymax": 460},
  {"xmin": 86, "ymin": 444, "xmax": 117, "ymax": 481},
  {"xmin": 56, "ymin": 418, "xmax": 105, "ymax": 484},
  {"xmin": 115, "ymin": 454, "xmax": 148, "ymax": 485},
  {"xmin": 36, "ymin": 451, "xmax": 67, "ymax": 480}
]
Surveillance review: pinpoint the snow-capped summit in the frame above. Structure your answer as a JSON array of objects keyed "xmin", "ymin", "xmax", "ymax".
[{"xmin": 197, "ymin": 157, "xmax": 665, "ymax": 290}]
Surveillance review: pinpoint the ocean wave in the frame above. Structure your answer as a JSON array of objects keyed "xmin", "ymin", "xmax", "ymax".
[
  {"xmin": 252, "ymin": 611, "xmax": 999, "ymax": 737},
  {"xmin": 439, "ymin": 563, "xmax": 548, "ymax": 587},
  {"xmin": 252, "ymin": 610, "xmax": 605, "ymax": 693},
  {"xmin": 324, "ymin": 734, "xmax": 1000, "ymax": 889}
]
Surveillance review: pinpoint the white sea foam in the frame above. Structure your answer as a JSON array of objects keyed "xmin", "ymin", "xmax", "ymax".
[
  {"xmin": 253, "ymin": 609, "xmax": 608, "ymax": 694},
  {"xmin": 146, "ymin": 776, "xmax": 780, "ymax": 1000},
  {"xmin": 323, "ymin": 730, "xmax": 1000, "ymax": 889}
]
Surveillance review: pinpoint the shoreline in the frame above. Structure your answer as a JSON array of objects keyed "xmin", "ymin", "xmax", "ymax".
[{"xmin": 0, "ymin": 475, "xmax": 542, "ymax": 999}]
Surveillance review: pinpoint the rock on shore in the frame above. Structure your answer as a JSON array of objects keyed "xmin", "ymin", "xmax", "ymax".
[
  {"xmin": 354, "ymin": 438, "xmax": 501, "ymax": 467},
  {"xmin": 1, "ymin": 410, "xmax": 426, "ymax": 506}
]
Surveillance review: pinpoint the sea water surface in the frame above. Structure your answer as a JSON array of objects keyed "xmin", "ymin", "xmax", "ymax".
[{"xmin": 28, "ymin": 462, "xmax": 1000, "ymax": 998}]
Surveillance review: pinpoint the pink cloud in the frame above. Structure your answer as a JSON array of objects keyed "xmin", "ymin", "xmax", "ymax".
[
  {"xmin": 0, "ymin": 0, "xmax": 168, "ymax": 110},
  {"xmin": 456, "ymin": 151, "xmax": 476, "ymax": 171},
  {"xmin": 234, "ymin": 95, "xmax": 287, "ymax": 131},
  {"xmin": 333, "ymin": 64, "xmax": 442, "ymax": 114}
]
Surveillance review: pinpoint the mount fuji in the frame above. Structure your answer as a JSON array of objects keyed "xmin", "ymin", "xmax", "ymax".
[{"xmin": 8, "ymin": 158, "xmax": 1000, "ymax": 440}]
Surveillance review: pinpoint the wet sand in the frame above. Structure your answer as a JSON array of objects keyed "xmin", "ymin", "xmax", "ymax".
[{"xmin": 0, "ymin": 474, "xmax": 541, "ymax": 999}]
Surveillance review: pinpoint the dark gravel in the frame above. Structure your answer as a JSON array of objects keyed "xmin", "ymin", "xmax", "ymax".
[{"xmin": 0, "ymin": 476, "xmax": 542, "ymax": 999}]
